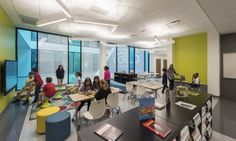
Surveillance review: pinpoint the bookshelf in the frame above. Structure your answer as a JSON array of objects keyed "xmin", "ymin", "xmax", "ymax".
[{"xmin": 179, "ymin": 96, "xmax": 213, "ymax": 141}]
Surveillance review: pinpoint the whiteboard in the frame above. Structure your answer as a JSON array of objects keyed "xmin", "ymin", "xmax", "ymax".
[{"xmin": 223, "ymin": 53, "xmax": 236, "ymax": 78}]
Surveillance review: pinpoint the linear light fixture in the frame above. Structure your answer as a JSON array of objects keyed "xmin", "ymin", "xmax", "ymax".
[
  {"xmin": 37, "ymin": 18, "xmax": 67, "ymax": 27},
  {"xmin": 111, "ymin": 26, "xmax": 118, "ymax": 33},
  {"xmin": 74, "ymin": 20, "xmax": 118, "ymax": 27},
  {"xmin": 54, "ymin": 0, "xmax": 72, "ymax": 18}
]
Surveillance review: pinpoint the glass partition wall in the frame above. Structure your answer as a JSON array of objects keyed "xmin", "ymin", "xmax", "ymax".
[
  {"xmin": 38, "ymin": 33, "xmax": 68, "ymax": 84},
  {"xmin": 69, "ymin": 40, "xmax": 81, "ymax": 83},
  {"xmin": 17, "ymin": 28, "xmax": 151, "ymax": 89},
  {"xmin": 81, "ymin": 41, "xmax": 100, "ymax": 79},
  {"xmin": 107, "ymin": 45, "xmax": 117, "ymax": 78},
  {"xmin": 117, "ymin": 46, "xmax": 129, "ymax": 73},
  {"xmin": 17, "ymin": 29, "xmax": 38, "ymax": 89}
]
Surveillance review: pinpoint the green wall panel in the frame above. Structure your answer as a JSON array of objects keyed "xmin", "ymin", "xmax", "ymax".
[
  {"xmin": 0, "ymin": 7, "xmax": 16, "ymax": 113},
  {"xmin": 173, "ymin": 33, "xmax": 207, "ymax": 84}
]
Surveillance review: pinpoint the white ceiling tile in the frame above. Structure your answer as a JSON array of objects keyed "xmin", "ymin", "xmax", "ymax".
[{"xmin": 198, "ymin": 0, "xmax": 236, "ymax": 33}]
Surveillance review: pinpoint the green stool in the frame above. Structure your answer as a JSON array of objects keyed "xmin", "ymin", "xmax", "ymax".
[
  {"xmin": 41, "ymin": 97, "xmax": 52, "ymax": 109},
  {"xmin": 54, "ymin": 90, "xmax": 62, "ymax": 100}
]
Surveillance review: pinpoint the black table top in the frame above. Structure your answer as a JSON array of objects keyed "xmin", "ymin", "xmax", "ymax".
[
  {"xmin": 78, "ymin": 93, "xmax": 212, "ymax": 141},
  {"xmin": 78, "ymin": 108, "xmax": 180, "ymax": 141},
  {"xmin": 156, "ymin": 92, "xmax": 212, "ymax": 127}
]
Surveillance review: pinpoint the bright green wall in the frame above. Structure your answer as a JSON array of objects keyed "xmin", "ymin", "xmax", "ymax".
[
  {"xmin": 173, "ymin": 33, "xmax": 207, "ymax": 84},
  {"xmin": 0, "ymin": 7, "xmax": 16, "ymax": 113}
]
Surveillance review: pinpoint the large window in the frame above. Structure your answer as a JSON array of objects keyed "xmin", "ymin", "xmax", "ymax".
[
  {"xmin": 149, "ymin": 52, "xmax": 155, "ymax": 73},
  {"xmin": 129, "ymin": 47, "xmax": 135, "ymax": 73},
  {"xmin": 69, "ymin": 40, "xmax": 81, "ymax": 83},
  {"xmin": 144, "ymin": 51, "xmax": 149, "ymax": 72},
  {"xmin": 117, "ymin": 46, "xmax": 129, "ymax": 73},
  {"xmin": 82, "ymin": 41, "xmax": 100, "ymax": 79},
  {"xmin": 38, "ymin": 33, "xmax": 68, "ymax": 84},
  {"xmin": 107, "ymin": 45, "xmax": 117, "ymax": 78},
  {"xmin": 135, "ymin": 48, "xmax": 145, "ymax": 74},
  {"xmin": 17, "ymin": 29, "xmax": 37, "ymax": 90}
]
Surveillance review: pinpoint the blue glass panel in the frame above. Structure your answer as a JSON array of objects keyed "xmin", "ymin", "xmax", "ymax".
[
  {"xmin": 17, "ymin": 29, "xmax": 37, "ymax": 90},
  {"xmin": 129, "ymin": 47, "xmax": 135, "ymax": 73},
  {"xmin": 69, "ymin": 40, "xmax": 81, "ymax": 83}
]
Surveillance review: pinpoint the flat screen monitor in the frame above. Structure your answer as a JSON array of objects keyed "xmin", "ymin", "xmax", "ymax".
[{"xmin": 3, "ymin": 60, "xmax": 17, "ymax": 95}]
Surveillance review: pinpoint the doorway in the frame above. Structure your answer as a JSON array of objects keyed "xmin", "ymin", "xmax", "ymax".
[{"xmin": 156, "ymin": 59, "xmax": 161, "ymax": 77}]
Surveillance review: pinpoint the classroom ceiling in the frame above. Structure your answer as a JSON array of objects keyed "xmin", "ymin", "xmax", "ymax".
[
  {"xmin": 197, "ymin": 0, "xmax": 236, "ymax": 34},
  {"xmin": 0, "ymin": 0, "xmax": 229, "ymax": 48}
]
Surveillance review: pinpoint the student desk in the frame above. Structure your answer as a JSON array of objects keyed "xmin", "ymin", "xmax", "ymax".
[
  {"xmin": 127, "ymin": 81, "xmax": 163, "ymax": 98},
  {"xmin": 77, "ymin": 93, "xmax": 212, "ymax": 141},
  {"xmin": 69, "ymin": 87, "xmax": 121, "ymax": 129}
]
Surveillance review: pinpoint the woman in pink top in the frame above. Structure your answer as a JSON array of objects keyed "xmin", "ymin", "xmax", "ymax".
[{"xmin": 104, "ymin": 66, "xmax": 111, "ymax": 86}]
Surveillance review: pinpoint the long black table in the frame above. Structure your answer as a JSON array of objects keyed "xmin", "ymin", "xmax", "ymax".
[{"xmin": 78, "ymin": 93, "xmax": 212, "ymax": 141}]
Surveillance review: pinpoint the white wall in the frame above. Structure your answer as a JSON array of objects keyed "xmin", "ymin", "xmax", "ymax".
[
  {"xmin": 167, "ymin": 42, "xmax": 173, "ymax": 66},
  {"xmin": 99, "ymin": 41, "xmax": 107, "ymax": 79},
  {"xmin": 207, "ymin": 27, "xmax": 220, "ymax": 96}
]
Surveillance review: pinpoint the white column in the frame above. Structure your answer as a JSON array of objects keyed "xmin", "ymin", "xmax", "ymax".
[
  {"xmin": 99, "ymin": 41, "xmax": 108, "ymax": 79},
  {"xmin": 207, "ymin": 27, "xmax": 220, "ymax": 96},
  {"xmin": 167, "ymin": 40, "xmax": 173, "ymax": 67}
]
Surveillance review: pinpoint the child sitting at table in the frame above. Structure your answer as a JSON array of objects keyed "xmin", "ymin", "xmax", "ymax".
[
  {"xmin": 95, "ymin": 79, "xmax": 111, "ymax": 104},
  {"xmin": 191, "ymin": 73, "xmax": 200, "ymax": 87},
  {"xmin": 66, "ymin": 72, "xmax": 82, "ymax": 94},
  {"xmin": 12, "ymin": 72, "xmax": 34, "ymax": 104},
  {"xmin": 93, "ymin": 76, "xmax": 101, "ymax": 90},
  {"xmin": 37, "ymin": 77, "xmax": 56, "ymax": 107},
  {"xmin": 77, "ymin": 77, "xmax": 94, "ymax": 111}
]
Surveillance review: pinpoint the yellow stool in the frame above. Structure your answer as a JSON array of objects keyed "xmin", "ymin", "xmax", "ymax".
[
  {"xmin": 41, "ymin": 97, "xmax": 51, "ymax": 109},
  {"xmin": 54, "ymin": 89, "xmax": 62, "ymax": 99},
  {"xmin": 36, "ymin": 106, "xmax": 60, "ymax": 133}
]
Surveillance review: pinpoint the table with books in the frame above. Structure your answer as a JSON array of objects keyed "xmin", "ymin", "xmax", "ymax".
[{"xmin": 77, "ymin": 91, "xmax": 212, "ymax": 141}]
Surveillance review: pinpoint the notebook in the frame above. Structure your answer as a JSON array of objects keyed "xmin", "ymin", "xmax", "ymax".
[
  {"xmin": 94, "ymin": 123, "xmax": 123, "ymax": 141},
  {"xmin": 155, "ymin": 101, "xmax": 165, "ymax": 110}
]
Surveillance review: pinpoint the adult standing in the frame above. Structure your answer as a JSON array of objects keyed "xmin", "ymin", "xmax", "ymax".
[
  {"xmin": 104, "ymin": 66, "xmax": 111, "ymax": 86},
  {"xmin": 167, "ymin": 64, "xmax": 178, "ymax": 90},
  {"xmin": 32, "ymin": 68, "xmax": 43, "ymax": 103},
  {"xmin": 56, "ymin": 65, "xmax": 65, "ymax": 87}
]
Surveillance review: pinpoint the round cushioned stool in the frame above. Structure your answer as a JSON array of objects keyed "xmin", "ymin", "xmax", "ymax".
[
  {"xmin": 46, "ymin": 112, "xmax": 71, "ymax": 141},
  {"xmin": 37, "ymin": 106, "xmax": 60, "ymax": 134}
]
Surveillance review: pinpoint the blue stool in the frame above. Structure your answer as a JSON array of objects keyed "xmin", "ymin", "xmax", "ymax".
[{"xmin": 46, "ymin": 112, "xmax": 71, "ymax": 141}]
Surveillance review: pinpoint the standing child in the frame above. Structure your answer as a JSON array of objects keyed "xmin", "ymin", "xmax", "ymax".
[
  {"xmin": 12, "ymin": 72, "xmax": 34, "ymax": 104},
  {"xmin": 162, "ymin": 68, "xmax": 168, "ymax": 93},
  {"xmin": 32, "ymin": 68, "xmax": 44, "ymax": 103},
  {"xmin": 104, "ymin": 66, "xmax": 111, "ymax": 86},
  {"xmin": 37, "ymin": 77, "xmax": 56, "ymax": 107},
  {"xmin": 56, "ymin": 65, "xmax": 65, "ymax": 87}
]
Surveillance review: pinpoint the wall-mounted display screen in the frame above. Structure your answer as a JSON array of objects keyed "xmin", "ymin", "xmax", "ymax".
[{"xmin": 4, "ymin": 60, "xmax": 17, "ymax": 95}]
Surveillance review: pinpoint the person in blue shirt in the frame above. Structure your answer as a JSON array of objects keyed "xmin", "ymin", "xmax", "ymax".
[{"xmin": 162, "ymin": 68, "xmax": 168, "ymax": 93}]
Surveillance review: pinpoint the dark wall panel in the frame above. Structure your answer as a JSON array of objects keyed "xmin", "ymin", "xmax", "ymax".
[{"xmin": 220, "ymin": 33, "xmax": 236, "ymax": 101}]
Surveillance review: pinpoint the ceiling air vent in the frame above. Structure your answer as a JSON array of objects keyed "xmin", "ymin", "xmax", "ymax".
[
  {"xmin": 167, "ymin": 20, "xmax": 183, "ymax": 26},
  {"xmin": 128, "ymin": 35, "xmax": 138, "ymax": 38},
  {"xmin": 19, "ymin": 15, "xmax": 38, "ymax": 25}
]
